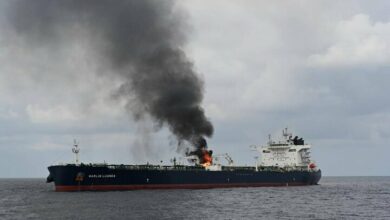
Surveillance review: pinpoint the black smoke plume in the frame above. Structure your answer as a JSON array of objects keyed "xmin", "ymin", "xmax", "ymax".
[{"xmin": 6, "ymin": 0, "xmax": 213, "ymax": 151}]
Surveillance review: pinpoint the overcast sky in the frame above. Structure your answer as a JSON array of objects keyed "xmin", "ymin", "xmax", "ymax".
[{"xmin": 1, "ymin": 0, "xmax": 389, "ymax": 177}]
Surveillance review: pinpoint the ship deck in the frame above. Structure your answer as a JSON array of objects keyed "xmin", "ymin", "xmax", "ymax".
[{"xmin": 53, "ymin": 163, "xmax": 312, "ymax": 172}]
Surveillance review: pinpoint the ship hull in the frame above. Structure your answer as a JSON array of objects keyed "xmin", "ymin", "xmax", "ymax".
[{"xmin": 48, "ymin": 165, "xmax": 322, "ymax": 192}]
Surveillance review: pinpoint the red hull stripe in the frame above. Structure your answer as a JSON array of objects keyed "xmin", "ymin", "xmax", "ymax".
[{"xmin": 55, "ymin": 183, "xmax": 309, "ymax": 191}]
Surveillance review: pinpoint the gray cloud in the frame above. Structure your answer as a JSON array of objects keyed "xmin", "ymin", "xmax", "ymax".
[{"xmin": 1, "ymin": 1, "xmax": 390, "ymax": 176}]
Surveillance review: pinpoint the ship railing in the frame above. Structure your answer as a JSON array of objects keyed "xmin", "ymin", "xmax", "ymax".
[
  {"xmin": 100, "ymin": 164, "xmax": 207, "ymax": 171},
  {"xmin": 221, "ymin": 166, "xmax": 257, "ymax": 171},
  {"xmin": 257, "ymin": 166, "xmax": 311, "ymax": 172}
]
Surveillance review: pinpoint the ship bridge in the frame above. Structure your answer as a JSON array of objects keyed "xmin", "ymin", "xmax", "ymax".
[{"xmin": 257, "ymin": 128, "xmax": 313, "ymax": 168}]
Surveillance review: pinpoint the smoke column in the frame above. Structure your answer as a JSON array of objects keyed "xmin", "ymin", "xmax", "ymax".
[{"xmin": 6, "ymin": 0, "xmax": 213, "ymax": 149}]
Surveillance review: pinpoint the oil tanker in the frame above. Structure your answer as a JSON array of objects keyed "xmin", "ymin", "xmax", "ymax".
[{"xmin": 47, "ymin": 129, "xmax": 321, "ymax": 191}]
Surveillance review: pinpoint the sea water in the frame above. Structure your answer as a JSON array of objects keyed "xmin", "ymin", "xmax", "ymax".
[{"xmin": 0, "ymin": 177, "xmax": 389, "ymax": 219}]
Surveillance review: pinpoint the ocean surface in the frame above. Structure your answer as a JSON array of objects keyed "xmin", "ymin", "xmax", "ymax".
[{"xmin": 0, "ymin": 177, "xmax": 389, "ymax": 220}]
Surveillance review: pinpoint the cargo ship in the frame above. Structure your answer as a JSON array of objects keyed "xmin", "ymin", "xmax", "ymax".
[{"xmin": 47, "ymin": 129, "xmax": 321, "ymax": 191}]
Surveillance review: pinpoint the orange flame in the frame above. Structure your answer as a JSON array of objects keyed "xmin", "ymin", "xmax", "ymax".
[{"xmin": 201, "ymin": 149, "xmax": 212, "ymax": 167}]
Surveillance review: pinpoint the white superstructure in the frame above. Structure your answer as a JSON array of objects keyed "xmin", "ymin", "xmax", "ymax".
[{"xmin": 256, "ymin": 128, "xmax": 316, "ymax": 169}]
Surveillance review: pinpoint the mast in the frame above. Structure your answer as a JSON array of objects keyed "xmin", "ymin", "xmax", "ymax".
[{"xmin": 72, "ymin": 139, "xmax": 80, "ymax": 164}]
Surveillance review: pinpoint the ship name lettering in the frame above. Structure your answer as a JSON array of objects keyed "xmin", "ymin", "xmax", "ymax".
[{"xmin": 88, "ymin": 174, "xmax": 116, "ymax": 178}]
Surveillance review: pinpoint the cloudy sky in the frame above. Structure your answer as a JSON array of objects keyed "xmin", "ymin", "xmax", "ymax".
[{"xmin": 1, "ymin": 0, "xmax": 389, "ymax": 177}]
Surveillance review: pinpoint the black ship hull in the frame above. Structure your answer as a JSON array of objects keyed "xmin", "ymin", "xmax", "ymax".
[{"xmin": 47, "ymin": 164, "xmax": 321, "ymax": 191}]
